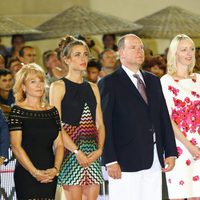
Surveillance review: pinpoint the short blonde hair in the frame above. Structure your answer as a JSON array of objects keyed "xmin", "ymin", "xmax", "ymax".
[
  {"xmin": 14, "ymin": 63, "xmax": 46, "ymax": 103},
  {"xmin": 167, "ymin": 34, "xmax": 195, "ymax": 75}
]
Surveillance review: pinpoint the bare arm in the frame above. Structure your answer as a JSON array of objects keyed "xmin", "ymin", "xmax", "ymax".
[
  {"xmin": 10, "ymin": 130, "xmax": 49, "ymax": 182},
  {"xmin": 87, "ymin": 83, "xmax": 105, "ymax": 162},
  {"xmin": 49, "ymin": 81, "xmax": 90, "ymax": 167},
  {"xmin": 53, "ymin": 132, "xmax": 64, "ymax": 171},
  {"xmin": 0, "ymin": 103, "xmax": 11, "ymax": 113},
  {"xmin": 44, "ymin": 132, "xmax": 64, "ymax": 181},
  {"xmin": 171, "ymin": 119, "xmax": 200, "ymax": 160}
]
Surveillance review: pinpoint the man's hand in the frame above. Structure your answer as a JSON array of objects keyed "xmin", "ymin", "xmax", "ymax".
[
  {"xmin": 162, "ymin": 156, "xmax": 176, "ymax": 172},
  {"xmin": 107, "ymin": 163, "xmax": 121, "ymax": 179}
]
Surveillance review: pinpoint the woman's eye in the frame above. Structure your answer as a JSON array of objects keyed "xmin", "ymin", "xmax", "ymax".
[{"xmin": 84, "ymin": 53, "xmax": 89, "ymax": 57}]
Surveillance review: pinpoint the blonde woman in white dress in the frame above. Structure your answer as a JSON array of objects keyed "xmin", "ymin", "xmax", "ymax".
[{"xmin": 161, "ymin": 34, "xmax": 200, "ymax": 200}]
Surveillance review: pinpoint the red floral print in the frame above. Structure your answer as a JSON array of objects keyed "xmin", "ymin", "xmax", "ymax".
[
  {"xmin": 190, "ymin": 138, "xmax": 197, "ymax": 145},
  {"xmin": 186, "ymin": 159, "xmax": 191, "ymax": 166},
  {"xmin": 179, "ymin": 180, "xmax": 184, "ymax": 185},
  {"xmin": 177, "ymin": 146, "xmax": 183, "ymax": 157},
  {"xmin": 192, "ymin": 79, "xmax": 196, "ymax": 83},
  {"xmin": 168, "ymin": 85, "xmax": 179, "ymax": 96},
  {"xmin": 193, "ymin": 176, "xmax": 199, "ymax": 181},
  {"xmin": 171, "ymin": 97, "xmax": 200, "ymax": 136}
]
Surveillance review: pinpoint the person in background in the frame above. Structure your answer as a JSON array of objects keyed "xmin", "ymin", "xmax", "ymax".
[
  {"xmin": 148, "ymin": 56, "xmax": 167, "ymax": 78},
  {"xmin": 98, "ymin": 34, "xmax": 177, "ymax": 200},
  {"xmin": 99, "ymin": 49, "xmax": 117, "ymax": 78},
  {"xmin": 19, "ymin": 46, "xmax": 36, "ymax": 64},
  {"xmin": 43, "ymin": 50, "xmax": 68, "ymax": 102},
  {"xmin": 86, "ymin": 59, "xmax": 101, "ymax": 83},
  {"xmin": 50, "ymin": 35, "xmax": 105, "ymax": 200},
  {"xmin": 0, "ymin": 55, "xmax": 5, "ymax": 69},
  {"xmin": 0, "ymin": 37, "xmax": 8, "ymax": 58},
  {"xmin": 75, "ymin": 35, "xmax": 101, "ymax": 59},
  {"xmin": 193, "ymin": 47, "xmax": 200, "ymax": 73},
  {"xmin": 7, "ymin": 57, "xmax": 23, "ymax": 78},
  {"xmin": 7, "ymin": 34, "xmax": 25, "ymax": 59},
  {"xmin": 102, "ymin": 34, "xmax": 118, "ymax": 51},
  {"xmin": 0, "ymin": 69, "xmax": 15, "ymax": 115},
  {"xmin": 0, "ymin": 108, "xmax": 9, "ymax": 166},
  {"xmin": 161, "ymin": 34, "xmax": 200, "ymax": 200},
  {"xmin": 43, "ymin": 50, "xmax": 67, "ymax": 83},
  {"xmin": 8, "ymin": 63, "xmax": 64, "ymax": 199}
]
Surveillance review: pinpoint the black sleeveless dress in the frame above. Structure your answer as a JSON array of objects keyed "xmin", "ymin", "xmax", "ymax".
[
  {"xmin": 58, "ymin": 78, "xmax": 103, "ymax": 186},
  {"xmin": 8, "ymin": 105, "xmax": 61, "ymax": 200}
]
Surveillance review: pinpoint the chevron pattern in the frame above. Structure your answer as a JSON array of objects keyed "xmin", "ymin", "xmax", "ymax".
[{"xmin": 58, "ymin": 103, "xmax": 103, "ymax": 186}]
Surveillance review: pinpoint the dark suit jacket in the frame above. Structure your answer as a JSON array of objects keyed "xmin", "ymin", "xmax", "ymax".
[
  {"xmin": 98, "ymin": 67, "xmax": 177, "ymax": 172},
  {"xmin": 0, "ymin": 109, "xmax": 9, "ymax": 159}
]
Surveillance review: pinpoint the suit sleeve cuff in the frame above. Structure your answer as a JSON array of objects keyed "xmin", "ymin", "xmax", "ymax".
[{"xmin": 106, "ymin": 161, "xmax": 118, "ymax": 167}]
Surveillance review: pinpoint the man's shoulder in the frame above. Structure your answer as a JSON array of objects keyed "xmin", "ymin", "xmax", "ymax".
[
  {"xmin": 99, "ymin": 68, "xmax": 121, "ymax": 83},
  {"xmin": 142, "ymin": 70, "xmax": 158, "ymax": 78},
  {"xmin": 142, "ymin": 70, "xmax": 161, "ymax": 83}
]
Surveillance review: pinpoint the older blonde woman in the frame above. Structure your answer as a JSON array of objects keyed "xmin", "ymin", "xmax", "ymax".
[
  {"xmin": 161, "ymin": 34, "xmax": 200, "ymax": 200},
  {"xmin": 8, "ymin": 63, "xmax": 64, "ymax": 200}
]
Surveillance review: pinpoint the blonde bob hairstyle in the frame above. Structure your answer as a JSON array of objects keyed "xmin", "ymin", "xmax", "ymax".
[
  {"xmin": 167, "ymin": 34, "xmax": 195, "ymax": 75},
  {"xmin": 13, "ymin": 63, "xmax": 46, "ymax": 104}
]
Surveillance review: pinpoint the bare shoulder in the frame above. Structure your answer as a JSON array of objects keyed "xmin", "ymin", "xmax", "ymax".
[
  {"xmin": 88, "ymin": 82, "xmax": 100, "ymax": 103},
  {"xmin": 50, "ymin": 80, "xmax": 65, "ymax": 93},
  {"xmin": 49, "ymin": 80, "xmax": 66, "ymax": 101},
  {"xmin": 51, "ymin": 80, "xmax": 65, "ymax": 89},
  {"xmin": 45, "ymin": 105, "xmax": 54, "ymax": 110}
]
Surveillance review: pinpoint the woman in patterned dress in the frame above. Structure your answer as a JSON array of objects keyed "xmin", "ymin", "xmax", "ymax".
[
  {"xmin": 50, "ymin": 35, "xmax": 105, "ymax": 200},
  {"xmin": 161, "ymin": 34, "xmax": 200, "ymax": 200}
]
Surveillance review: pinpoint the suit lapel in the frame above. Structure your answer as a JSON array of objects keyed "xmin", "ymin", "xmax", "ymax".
[{"xmin": 116, "ymin": 67, "xmax": 148, "ymax": 106}]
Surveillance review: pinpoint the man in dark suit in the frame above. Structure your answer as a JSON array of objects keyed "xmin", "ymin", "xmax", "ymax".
[
  {"xmin": 98, "ymin": 34, "xmax": 177, "ymax": 200},
  {"xmin": 0, "ymin": 109, "xmax": 9, "ymax": 165}
]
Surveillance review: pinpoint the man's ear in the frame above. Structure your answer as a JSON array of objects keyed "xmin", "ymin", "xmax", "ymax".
[{"xmin": 118, "ymin": 49, "xmax": 124, "ymax": 59}]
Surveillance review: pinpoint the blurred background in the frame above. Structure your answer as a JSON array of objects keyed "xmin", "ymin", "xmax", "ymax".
[{"xmin": 1, "ymin": 0, "xmax": 200, "ymax": 66}]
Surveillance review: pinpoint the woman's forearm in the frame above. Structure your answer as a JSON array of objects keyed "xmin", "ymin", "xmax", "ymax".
[
  {"xmin": 61, "ymin": 128, "xmax": 79, "ymax": 152},
  {"xmin": 53, "ymin": 136, "xmax": 64, "ymax": 171},
  {"xmin": 12, "ymin": 146, "xmax": 37, "ymax": 176},
  {"xmin": 97, "ymin": 123, "xmax": 105, "ymax": 151},
  {"xmin": 171, "ymin": 120, "xmax": 193, "ymax": 149}
]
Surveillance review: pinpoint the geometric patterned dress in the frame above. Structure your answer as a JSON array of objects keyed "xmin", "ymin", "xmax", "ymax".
[
  {"xmin": 58, "ymin": 78, "xmax": 103, "ymax": 186},
  {"xmin": 161, "ymin": 73, "xmax": 200, "ymax": 199}
]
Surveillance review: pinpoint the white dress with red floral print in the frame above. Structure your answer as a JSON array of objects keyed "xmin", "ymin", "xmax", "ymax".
[{"xmin": 161, "ymin": 73, "xmax": 200, "ymax": 199}]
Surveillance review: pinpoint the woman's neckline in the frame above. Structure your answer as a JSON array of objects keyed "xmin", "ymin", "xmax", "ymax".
[
  {"xmin": 168, "ymin": 73, "xmax": 197, "ymax": 82},
  {"xmin": 15, "ymin": 104, "xmax": 55, "ymax": 112},
  {"xmin": 63, "ymin": 77, "xmax": 84, "ymax": 85}
]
